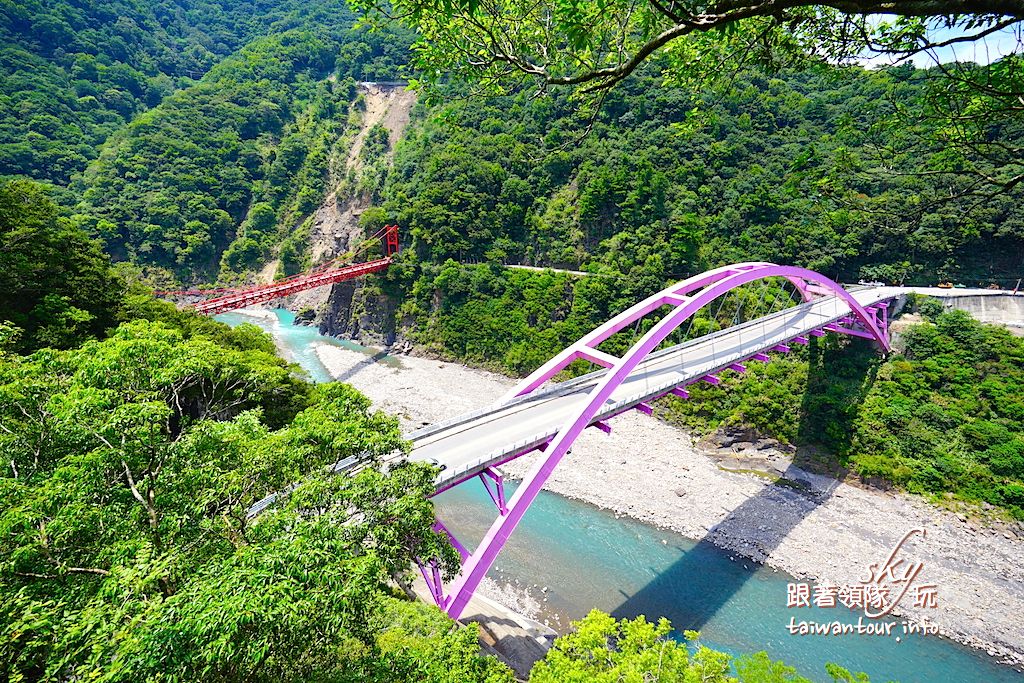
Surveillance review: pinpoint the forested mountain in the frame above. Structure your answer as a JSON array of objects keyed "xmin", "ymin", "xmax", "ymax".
[
  {"xmin": 72, "ymin": 28, "xmax": 405, "ymax": 281},
  {"xmin": 17, "ymin": 1, "xmax": 1017, "ymax": 289},
  {"xmin": 384, "ymin": 63, "xmax": 1024, "ymax": 286},
  {"xmin": 0, "ymin": 0, "xmax": 365, "ymax": 186},
  {"xmin": 0, "ymin": 0, "xmax": 411, "ymax": 282}
]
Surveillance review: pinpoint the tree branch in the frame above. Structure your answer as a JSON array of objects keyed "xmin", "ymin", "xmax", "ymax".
[
  {"xmin": 15, "ymin": 566, "xmax": 110, "ymax": 579},
  {"xmin": 439, "ymin": 0, "xmax": 1024, "ymax": 92},
  {"xmin": 122, "ymin": 459, "xmax": 160, "ymax": 545}
]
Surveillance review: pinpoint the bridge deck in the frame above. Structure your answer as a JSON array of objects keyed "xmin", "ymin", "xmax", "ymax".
[{"xmin": 405, "ymin": 286, "xmax": 903, "ymax": 489}]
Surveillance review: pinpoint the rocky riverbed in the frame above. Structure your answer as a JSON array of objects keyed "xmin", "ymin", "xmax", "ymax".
[{"xmin": 309, "ymin": 340, "xmax": 1024, "ymax": 670}]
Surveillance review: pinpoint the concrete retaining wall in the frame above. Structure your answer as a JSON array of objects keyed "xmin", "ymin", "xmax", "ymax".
[{"xmin": 901, "ymin": 289, "xmax": 1024, "ymax": 336}]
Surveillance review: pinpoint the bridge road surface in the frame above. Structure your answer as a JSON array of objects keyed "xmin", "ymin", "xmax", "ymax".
[
  {"xmin": 238, "ymin": 284, "xmax": 1012, "ymax": 520},
  {"xmin": 402, "ymin": 286, "xmax": 906, "ymax": 489}
]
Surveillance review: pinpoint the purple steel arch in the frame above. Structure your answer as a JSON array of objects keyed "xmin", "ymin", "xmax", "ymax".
[{"xmin": 437, "ymin": 263, "xmax": 890, "ymax": 619}]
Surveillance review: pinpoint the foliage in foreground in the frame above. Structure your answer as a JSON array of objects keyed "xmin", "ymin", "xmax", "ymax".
[
  {"xmin": 529, "ymin": 611, "xmax": 869, "ymax": 683},
  {"xmin": 0, "ymin": 179, "xmax": 123, "ymax": 353},
  {"xmin": 658, "ymin": 308, "xmax": 1024, "ymax": 518},
  {"xmin": 0, "ymin": 319, "xmax": 503, "ymax": 682}
]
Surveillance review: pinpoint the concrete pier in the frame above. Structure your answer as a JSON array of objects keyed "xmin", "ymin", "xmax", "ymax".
[{"xmin": 411, "ymin": 575, "xmax": 556, "ymax": 678}]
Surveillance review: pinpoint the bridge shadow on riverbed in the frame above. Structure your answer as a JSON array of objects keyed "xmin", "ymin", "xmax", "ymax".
[
  {"xmin": 611, "ymin": 338, "xmax": 880, "ymax": 632},
  {"xmin": 330, "ymin": 349, "xmax": 393, "ymax": 383},
  {"xmin": 610, "ymin": 464, "xmax": 840, "ymax": 630}
]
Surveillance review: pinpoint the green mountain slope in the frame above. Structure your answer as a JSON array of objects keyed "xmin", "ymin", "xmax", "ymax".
[
  {"xmin": 72, "ymin": 24, "xmax": 411, "ymax": 282},
  {"xmin": 0, "ymin": 0, "xmax": 359, "ymax": 186},
  {"xmin": 73, "ymin": 29, "xmax": 347, "ymax": 281},
  {"xmin": 384, "ymin": 64, "xmax": 1024, "ymax": 286}
]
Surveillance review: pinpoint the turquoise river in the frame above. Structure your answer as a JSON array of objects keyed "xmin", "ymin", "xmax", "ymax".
[{"xmin": 218, "ymin": 308, "xmax": 1024, "ymax": 683}]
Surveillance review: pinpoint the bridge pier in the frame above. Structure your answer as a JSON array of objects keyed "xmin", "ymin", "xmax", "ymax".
[{"xmin": 479, "ymin": 468, "xmax": 508, "ymax": 515}]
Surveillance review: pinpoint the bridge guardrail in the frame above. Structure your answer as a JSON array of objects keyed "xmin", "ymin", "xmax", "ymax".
[{"xmin": 430, "ymin": 289, "xmax": 900, "ymax": 491}]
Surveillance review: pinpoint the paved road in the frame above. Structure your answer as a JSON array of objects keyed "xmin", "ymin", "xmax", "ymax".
[
  {"xmin": 902, "ymin": 286, "xmax": 1019, "ymax": 298},
  {"xmin": 244, "ymin": 284, "xmax": 1018, "ymax": 516},
  {"xmin": 406, "ymin": 286, "xmax": 910, "ymax": 489},
  {"xmin": 504, "ymin": 264, "xmax": 596, "ymax": 277}
]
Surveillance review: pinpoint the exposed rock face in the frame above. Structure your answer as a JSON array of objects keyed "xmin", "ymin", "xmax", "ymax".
[
  {"xmin": 700, "ymin": 425, "xmax": 794, "ymax": 455},
  {"xmin": 293, "ymin": 307, "xmax": 316, "ymax": 325},
  {"xmin": 310, "ymin": 82, "xmax": 417, "ymax": 268},
  {"xmin": 276, "ymin": 82, "xmax": 417, "ymax": 330},
  {"xmin": 318, "ymin": 278, "xmax": 410, "ymax": 348}
]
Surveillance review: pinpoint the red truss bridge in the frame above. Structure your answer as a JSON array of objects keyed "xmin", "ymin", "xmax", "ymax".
[{"xmin": 157, "ymin": 225, "xmax": 400, "ymax": 316}]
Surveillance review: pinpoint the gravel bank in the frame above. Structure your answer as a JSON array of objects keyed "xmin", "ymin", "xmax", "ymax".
[
  {"xmin": 225, "ymin": 308, "xmax": 278, "ymax": 322},
  {"xmin": 313, "ymin": 342, "xmax": 1024, "ymax": 669}
]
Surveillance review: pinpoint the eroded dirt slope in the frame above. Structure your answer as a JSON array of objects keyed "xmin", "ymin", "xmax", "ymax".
[{"xmin": 285, "ymin": 82, "xmax": 416, "ymax": 311}]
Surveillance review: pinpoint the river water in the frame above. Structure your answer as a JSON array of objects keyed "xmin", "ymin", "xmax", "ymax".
[{"xmin": 218, "ymin": 308, "xmax": 1023, "ymax": 683}]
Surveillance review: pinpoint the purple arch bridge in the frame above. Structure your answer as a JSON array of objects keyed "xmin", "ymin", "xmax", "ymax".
[{"xmin": 407, "ymin": 263, "xmax": 896, "ymax": 619}]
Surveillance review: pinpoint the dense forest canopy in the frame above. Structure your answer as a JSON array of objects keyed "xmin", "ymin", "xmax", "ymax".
[
  {"xmin": 74, "ymin": 29, "xmax": 353, "ymax": 280},
  {"xmin": 0, "ymin": 0, "xmax": 368, "ymax": 186},
  {"xmin": 383, "ymin": 63, "xmax": 1024, "ymax": 285},
  {"xmin": 357, "ymin": 0, "xmax": 1024, "ymax": 249},
  {"xmin": 62, "ymin": 54, "xmax": 1024, "ymax": 287},
  {"xmin": 0, "ymin": 179, "xmax": 122, "ymax": 352},
  {"xmin": 0, "ymin": 309, "xmax": 496, "ymax": 682}
]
